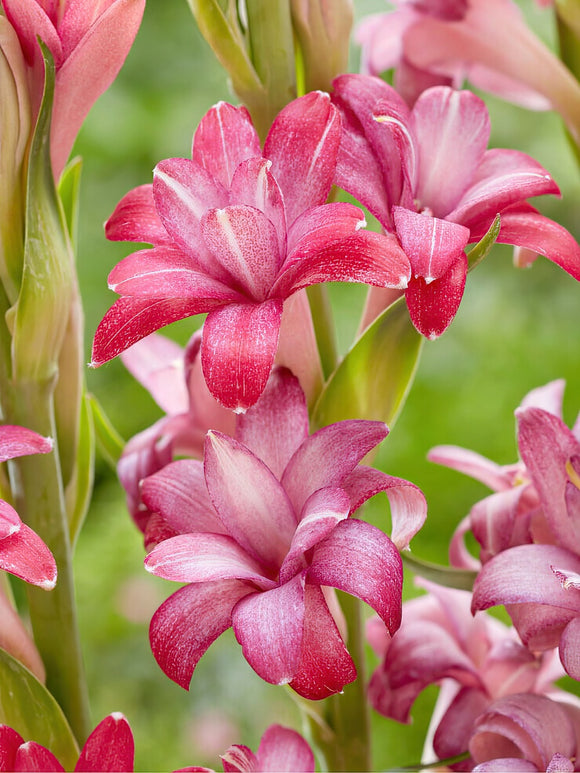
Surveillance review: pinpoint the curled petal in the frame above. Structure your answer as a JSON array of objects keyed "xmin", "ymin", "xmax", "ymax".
[
  {"xmin": 559, "ymin": 617, "xmax": 580, "ymax": 680},
  {"xmin": 105, "ymin": 185, "xmax": 171, "ymax": 245},
  {"xmin": 427, "ymin": 445, "xmax": 513, "ymax": 491}
]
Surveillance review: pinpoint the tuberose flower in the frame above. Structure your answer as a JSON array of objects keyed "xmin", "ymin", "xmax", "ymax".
[
  {"xmin": 92, "ymin": 93, "xmax": 412, "ymax": 411},
  {"xmin": 143, "ymin": 368, "xmax": 426, "ymax": 698}
]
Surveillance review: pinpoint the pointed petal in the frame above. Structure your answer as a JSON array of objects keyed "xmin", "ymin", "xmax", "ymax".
[
  {"xmin": 145, "ymin": 533, "xmax": 274, "ymax": 589},
  {"xmin": 204, "ymin": 431, "xmax": 296, "ymax": 571},
  {"xmin": 0, "ymin": 425, "xmax": 53, "ymax": 464},
  {"xmin": 201, "ymin": 205, "xmax": 281, "ymax": 300},
  {"xmin": 201, "ymin": 300, "xmax": 283, "ymax": 411},
  {"xmin": 412, "ymin": 87, "xmax": 490, "ymax": 217},
  {"xmin": 289, "ymin": 584, "xmax": 356, "ymax": 699},
  {"xmin": 0, "ymin": 725, "xmax": 24, "ymax": 772},
  {"xmin": 427, "ymin": 445, "xmax": 513, "ymax": 491},
  {"xmin": 520, "ymin": 379, "xmax": 566, "ymax": 419},
  {"xmin": 393, "ymin": 208, "xmax": 470, "ymax": 282},
  {"xmin": 2, "ymin": 0, "xmax": 62, "ymax": 66},
  {"xmin": 448, "ymin": 149, "xmax": 560, "ymax": 228},
  {"xmin": 91, "ymin": 296, "xmax": 225, "ymax": 367},
  {"xmin": 256, "ymin": 726, "xmax": 315, "ymax": 773},
  {"xmin": 192, "ymin": 102, "xmax": 261, "ymax": 189},
  {"xmin": 0, "ymin": 501, "xmax": 22, "ymax": 541},
  {"xmin": 279, "ymin": 487, "xmax": 350, "ymax": 584},
  {"xmin": 236, "ymin": 368, "xmax": 309, "ymax": 480},
  {"xmin": 272, "ymin": 231, "xmax": 411, "ymax": 299},
  {"xmin": 149, "ymin": 580, "xmax": 252, "ymax": 689},
  {"xmin": 75, "ymin": 713, "xmax": 134, "ymax": 773},
  {"xmin": 141, "ymin": 459, "xmax": 224, "ymax": 535},
  {"xmin": 286, "ymin": 202, "xmax": 365, "ymax": 257},
  {"xmin": 105, "ymin": 184, "xmax": 171, "ymax": 245},
  {"xmin": 13, "ymin": 742, "xmax": 64, "ymax": 772},
  {"xmin": 559, "ymin": 617, "xmax": 580, "ymax": 680},
  {"xmin": 264, "ymin": 92, "xmax": 341, "ymax": 225},
  {"xmin": 281, "ymin": 420, "xmax": 388, "ymax": 515},
  {"xmin": 309, "ymin": 518, "xmax": 402, "ymax": 634},
  {"xmin": 0, "ymin": 524, "xmax": 57, "ymax": 589},
  {"xmin": 405, "ymin": 252, "xmax": 467, "ymax": 339},
  {"xmin": 232, "ymin": 573, "xmax": 306, "ymax": 685},
  {"xmin": 108, "ymin": 246, "xmax": 242, "ymax": 300},
  {"xmin": 340, "ymin": 466, "xmax": 427, "ymax": 550}
]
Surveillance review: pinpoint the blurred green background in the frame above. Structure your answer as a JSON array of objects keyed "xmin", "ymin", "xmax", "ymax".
[{"xmin": 66, "ymin": 1, "xmax": 580, "ymax": 769}]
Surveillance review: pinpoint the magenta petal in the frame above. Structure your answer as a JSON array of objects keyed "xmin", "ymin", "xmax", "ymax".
[
  {"xmin": 340, "ymin": 466, "xmax": 427, "ymax": 550},
  {"xmin": 281, "ymin": 419, "xmax": 388, "ymax": 515},
  {"xmin": 286, "ymin": 202, "xmax": 365, "ymax": 258},
  {"xmin": 220, "ymin": 744, "xmax": 257, "ymax": 773},
  {"xmin": 201, "ymin": 205, "xmax": 281, "ymax": 300},
  {"xmin": 105, "ymin": 184, "xmax": 171, "ymax": 245},
  {"xmin": 405, "ymin": 252, "xmax": 467, "ymax": 339},
  {"xmin": 0, "ymin": 524, "xmax": 57, "ymax": 589},
  {"xmin": 0, "ymin": 501, "xmax": 22, "ymax": 541},
  {"xmin": 149, "ymin": 580, "xmax": 252, "ymax": 689},
  {"xmin": 13, "ymin": 741, "xmax": 64, "ymax": 772},
  {"xmin": 192, "ymin": 102, "xmax": 261, "ymax": 189},
  {"xmin": 289, "ymin": 584, "xmax": 356, "ymax": 700},
  {"xmin": 256, "ymin": 726, "xmax": 315, "ymax": 773},
  {"xmin": 412, "ymin": 87, "xmax": 490, "ymax": 218},
  {"xmin": 232, "ymin": 573, "xmax": 306, "ymax": 685},
  {"xmin": 279, "ymin": 487, "xmax": 351, "ymax": 584},
  {"xmin": 201, "ymin": 300, "xmax": 283, "ymax": 411},
  {"xmin": 204, "ymin": 431, "xmax": 296, "ymax": 571},
  {"xmin": 309, "ymin": 518, "xmax": 403, "ymax": 634},
  {"xmin": 75, "ymin": 713, "xmax": 134, "ymax": 772},
  {"xmin": 264, "ymin": 92, "xmax": 341, "ymax": 225},
  {"xmin": 0, "ymin": 425, "xmax": 53, "ymax": 464},
  {"xmin": 145, "ymin": 533, "xmax": 274, "ymax": 589},
  {"xmin": 433, "ymin": 686, "xmax": 491, "ymax": 762},
  {"xmin": 273, "ymin": 230, "xmax": 411, "ymax": 299},
  {"xmin": 141, "ymin": 460, "xmax": 224, "ymax": 535},
  {"xmin": 393, "ymin": 208, "xmax": 470, "ymax": 282},
  {"xmin": 0, "ymin": 725, "xmax": 24, "ymax": 771},
  {"xmin": 559, "ymin": 617, "xmax": 580, "ymax": 680},
  {"xmin": 473, "ymin": 760, "xmax": 539, "ymax": 772},
  {"xmin": 236, "ymin": 368, "xmax": 309, "ymax": 480},
  {"xmin": 91, "ymin": 296, "xmax": 226, "ymax": 366},
  {"xmin": 427, "ymin": 445, "xmax": 513, "ymax": 491},
  {"xmin": 108, "ymin": 246, "xmax": 242, "ymax": 300}
]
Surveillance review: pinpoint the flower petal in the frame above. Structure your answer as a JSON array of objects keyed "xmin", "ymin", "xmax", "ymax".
[
  {"xmin": 264, "ymin": 92, "xmax": 341, "ymax": 225},
  {"xmin": 201, "ymin": 300, "xmax": 283, "ymax": 411},
  {"xmin": 192, "ymin": 102, "xmax": 261, "ymax": 189},
  {"xmin": 232, "ymin": 573, "xmax": 306, "ymax": 685},
  {"xmin": 0, "ymin": 725, "xmax": 24, "ymax": 772},
  {"xmin": 145, "ymin": 533, "xmax": 274, "ymax": 589},
  {"xmin": 427, "ymin": 445, "xmax": 513, "ymax": 491},
  {"xmin": 256, "ymin": 726, "xmax": 315, "ymax": 773},
  {"xmin": 13, "ymin": 741, "xmax": 64, "ymax": 772},
  {"xmin": 281, "ymin": 419, "xmax": 388, "ymax": 515},
  {"xmin": 105, "ymin": 184, "xmax": 171, "ymax": 245},
  {"xmin": 0, "ymin": 523, "xmax": 57, "ymax": 589},
  {"xmin": 405, "ymin": 252, "xmax": 467, "ymax": 339},
  {"xmin": 236, "ymin": 367, "xmax": 309, "ymax": 480},
  {"xmin": 559, "ymin": 617, "xmax": 580, "ymax": 680},
  {"xmin": 433, "ymin": 686, "xmax": 490, "ymax": 762},
  {"xmin": 204, "ymin": 431, "xmax": 296, "ymax": 572},
  {"xmin": 309, "ymin": 518, "xmax": 403, "ymax": 634},
  {"xmin": 149, "ymin": 580, "xmax": 252, "ymax": 689},
  {"xmin": 74, "ymin": 713, "xmax": 134, "ymax": 773},
  {"xmin": 285, "ymin": 202, "xmax": 365, "ymax": 258},
  {"xmin": 220, "ymin": 744, "xmax": 256, "ymax": 773},
  {"xmin": 0, "ymin": 425, "xmax": 53, "ymax": 465}
]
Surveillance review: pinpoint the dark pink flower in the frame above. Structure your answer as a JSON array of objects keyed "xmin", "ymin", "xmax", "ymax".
[
  {"xmin": 0, "ymin": 424, "xmax": 56, "ymax": 589},
  {"xmin": 143, "ymin": 368, "xmax": 426, "ymax": 698},
  {"xmin": 176, "ymin": 724, "xmax": 315, "ymax": 773},
  {"xmin": 2, "ymin": 0, "xmax": 145, "ymax": 178},
  {"xmin": 92, "ymin": 94, "xmax": 411, "ymax": 411},
  {"xmin": 0, "ymin": 713, "xmax": 134, "ymax": 772},
  {"xmin": 332, "ymin": 76, "xmax": 580, "ymax": 338},
  {"xmin": 367, "ymin": 580, "xmax": 563, "ymax": 767}
]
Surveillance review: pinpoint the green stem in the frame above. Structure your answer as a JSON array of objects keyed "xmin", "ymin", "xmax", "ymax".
[
  {"xmin": 4, "ymin": 378, "xmax": 90, "ymax": 744},
  {"xmin": 306, "ymin": 284, "xmax": 339, "ymax": 379}
]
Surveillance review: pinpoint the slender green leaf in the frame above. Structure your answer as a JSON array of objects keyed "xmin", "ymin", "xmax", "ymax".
[
  {"xmin": 0, "ymin": 648, "xmax": 79, "ymax": 770},
  {"xmin": 66, "ymin": 391, "xmax": 95, "ymax": 548},
  {"xmin": 401, "ymin": 552, "xmax": 477, "ymax": 591},
  {"xmin": 466, "ymin": 214, "xmax": 501, "ymax": 272},
  {"xmin": 57, "ymin": 156, "xmax": 82, "ymax": 252},
  {"xmin": 88, "ymin": 393, "xmax": 125, "ymax": 469},
  {"xmin": 312, "ymin": 296, "xmax": 423, "ymax": 430}
]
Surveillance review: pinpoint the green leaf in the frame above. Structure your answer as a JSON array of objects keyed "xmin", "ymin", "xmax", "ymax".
[
  {"xmin": 57, "ymin": 156, "xmax": 82, "ymax": 252},
  {"xmin": 66, "ymin": 391, "xmax": 95, "ymax": 548},
  {"xmin": 466, "ymin": 214, "xmax": 501, "ymax": 272},
  {"xmin": 88, "ymin": 393, "xmax": 125, "ymax": 469},
  {"xmin": 401, "ymin": 552, "xmax": 478, "ymax": 591},
  {"xmin": 0, "ymin": 648, "xmax": 79, "ymax": 770},
  {"xmin": 312, "ymin": 296, "xmax": 423, "ymax": 430}
]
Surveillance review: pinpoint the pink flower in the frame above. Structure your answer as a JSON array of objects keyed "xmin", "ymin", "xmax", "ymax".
[
  {"xmin": 176, "ymin": 724, "xmax": 315, "ymax": 773},
  {"xmin": 92, "ymin": 93, "xmax": 411, "ymax": 411},
  {"xmin": 367, "ymin": 580, "xmax": 563, "ymax": 766},
  {"xmin": 143, "ymin": 368, "xmax": 426, "ymax": 698},
  {"xmin": 0, "ymin": 424, "xmax": 56, "ymax": 589},
  {"xmin": 332, "ymin": 75, "xmax": 580, "ymax": 337},
  {"xmin": 2, "ymin": 0, "xmax": 145, "ymax": 179},
  {"xmin": 356, "ymin": 0, "xmax": 580, "ymax": 145},
  {"xmin": 0, "ymin": 713, "xmax": 134, "ymax": 771},
  {"xmin": 429, "ymin": 380, "xmax": 575, "ymax": 569}
]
